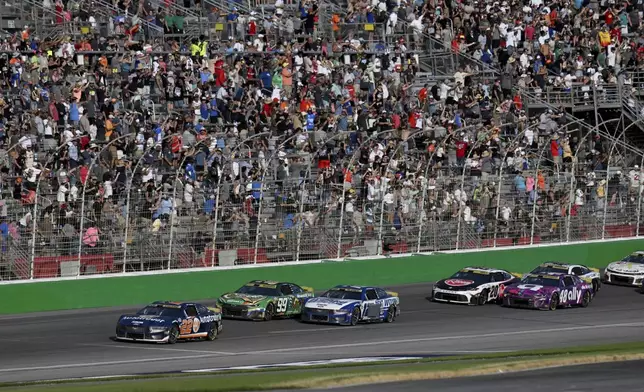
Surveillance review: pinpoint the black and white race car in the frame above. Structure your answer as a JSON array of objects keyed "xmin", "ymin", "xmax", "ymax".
[
  {"xmin": 431, "ymin": 267, "xmax": 521, "ymax": 305},
  {"xmin": 529, "ymin": 261, "xmax": 602, "ymax": 294}
]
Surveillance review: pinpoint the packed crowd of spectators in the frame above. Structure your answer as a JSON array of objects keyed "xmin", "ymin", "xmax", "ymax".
[{"xmin": 0, "ymin": 0, "xmax": 642, "ymax": 272}]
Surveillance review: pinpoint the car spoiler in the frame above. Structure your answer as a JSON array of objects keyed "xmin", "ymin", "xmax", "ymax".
[
  {"xmin": 589, "ymin": 267, "xmax": 600, "ymax": 273},
  {"xmin": 386, "ymin": 291, "xmax": 399, "ymax": 297},
  {"xmin": 207, "ymin": 306, "xmax": 222, "ymax": 314},
  {"xmin": 510, "ymin": 272, "xmax": 523, "ymax": 278},
  {"xmin": 302, "ymin": 286, "xmax": 314, "ymax": 293}
]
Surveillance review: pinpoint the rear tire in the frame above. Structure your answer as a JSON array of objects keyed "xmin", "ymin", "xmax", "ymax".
[
  {"xmin": 349, "ymin": 307, "xmax": 360, "ymax": 326},
  {"xmin": 168, "ymin": 326, "xmax": 179, "ymax": 344},
  {"xmin": 549, "ymin": 294, "xmax": 559, "ymax": 311},
  {"xmin": 264, "ymin": 303, "xmax": 274, "ymax": 321},
  {"xmin": 580, "ymin": 291, "xmax": 591, "ymax": 308},
  {"xmin": 206, "ymin": 323, "xmax": 218, "ymax": 341},
  {"xmin": 384, "ymin": 306, "xmax": 396, "ymax": 323}
]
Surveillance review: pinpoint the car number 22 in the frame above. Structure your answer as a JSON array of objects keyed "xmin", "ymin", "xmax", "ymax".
[{"xmin": 276, "ymin": 298, "xmax": 288, "ymax": 313}]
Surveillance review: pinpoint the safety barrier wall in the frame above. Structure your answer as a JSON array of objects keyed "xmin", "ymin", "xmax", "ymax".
[
  {"xmin": 2, "ymin": 119, "xmax": 644, "ymax": 281},
  {"xmin": 0, "ymin": 238, "xmax": 642, "ymax": 314}
]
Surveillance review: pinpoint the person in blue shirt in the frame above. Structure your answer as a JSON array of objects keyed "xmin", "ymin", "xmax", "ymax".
[
  {"xmin": 200, "ymin": 98, "xmax": 209, "ymax": 121},
  {"xmin": 305, "ymin": 109, "xmax": 316, "ymax": 131},
  {"xmin": 69, "ymin": 98, "xmax": 80, "ymax": 125},
  {"xmin": 259, "ymin": 71, "xmax": 272, "ymax": 94}
]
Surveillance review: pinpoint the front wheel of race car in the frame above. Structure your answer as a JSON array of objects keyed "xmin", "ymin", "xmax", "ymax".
[
  {"xmin": 580, "ymin": 291, "xmax": 591, "ymax": 308},
  {"xmin": 168, "ymin": 326, "xmax": 179, "ymax": 344},
  {"xmin": 206, "ymin": 323, "xmax": 218, "ymax": 341},
  {"xmin": 477, "ymin": 290, "xmax": 488, "ymax": 306},
  {"xmin": 548, "ymin": 294, "xmax": 559, "ymax": 311},
  {"xmin": 264, "ymin": 303, "xmax": 275, "ymax": 321},
  {"xmin": 349, "ymin": 307, "xmax": 361, "ymax": 326},
  {"xmin": 384, "ymin": 306, "xmax": 396, "ymax": 323},
  {"xmin": 592, "ymin": 279, "xmax": 601, "ymax": 295}
]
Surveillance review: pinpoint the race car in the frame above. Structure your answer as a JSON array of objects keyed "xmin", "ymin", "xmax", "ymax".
[
  {"xmin": 502, "ymin": 273, "xmax": 593, "ymax": 310},
  {"xmin": 115, "ymin": 301, "xmax": 222, "ymax": 344},
  {"xmin": 603, "ymin": 251, "xmax": 644, "ymax": 287},
  {"xmin": 431, "ymin": 267, "xmax": 521, "ymax": 305},
  {"xmin": 216, "ymin": 280, "xmax": 315, "ymax": 321},
  {"xmin": 529, "ymin": 262, "xmax": 602, "ymax": 293},
  {"xmin": 302, "ymin": 285, "xmax": 400, "ymax": 326}
]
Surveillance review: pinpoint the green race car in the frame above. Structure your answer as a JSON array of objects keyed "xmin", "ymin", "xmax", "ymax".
[{"xmin": 216, "ymin": 280, "xmax": 315, "ymax": 321}]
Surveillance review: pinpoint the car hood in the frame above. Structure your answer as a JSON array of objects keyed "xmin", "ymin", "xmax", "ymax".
[
  {"xmin": 218, "ymin": 293, "xmax": 269, "ymax": 306},
  {"xmin": 305, "ymin": 297, "xmax": 359, "ymax": 311},
  {"xmin": 505, "ymin": 284, "xmax": 557, "ymax": 297},
  {"xmin": 118, "ymin": 315, "xmax": 177, "ymax": 327},
  {"xmin": 607, "ymin": 261, "xmax": 644, "ymax": 274},
  {"xmin": 435, "ymin": 279, "xmax": 483, "ymax": 291}
]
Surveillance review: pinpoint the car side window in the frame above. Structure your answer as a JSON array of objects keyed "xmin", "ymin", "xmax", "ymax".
[
  {"xmin": 279, "ymin": 284, "xmax": 293, "ymax": 295},
  {"xmin": 365, "ymin": 289, "xmax": 378, "ymax": 300},
  {"xmin": 197, "ymin": 305, "xmax": 208, "ymax": 314},
  {"xmin": 186, "ymin": 305, "xmax": 198, "ymax": 317},
  {"xmin": 571, "ymin": 267, "xmax": 583, "ymax": 275},
  {"xmin": 376, "ymin": 288, "xmax": 388, "ymax": 298},
  {"xmin": 563, "ymin": 277, "xmax": 574, "ymax": 287},
  {"xmin": 290, "ymin": 284, "xmax": 303, "ymax": 294},
  {"xmin": 492, "ymin": 273, "xmax": 505, "ymax": 282}
]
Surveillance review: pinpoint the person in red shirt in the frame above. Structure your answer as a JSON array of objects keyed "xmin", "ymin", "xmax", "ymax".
[{"xmin": 455, "ymin": 139, "xmax": 468, "ymax": 166}]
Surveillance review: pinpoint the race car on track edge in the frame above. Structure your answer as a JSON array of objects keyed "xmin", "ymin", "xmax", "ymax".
[
  {"xmin": 502, "ymin": 273, "xmax": 593, "ymax": 310},
  {"xmin": 529, "ymin": 261, "xmax": 601, "ymax": 294},
  {"xmin": 216, "ymin": 280, "xmax": 314, "ymax": 320},
  {"xmin": 603, "ymin": 251, "xmax": 644, "ymax": 287},
  {"xmin": 431, "ymin": 266, "xmax": 521, "ymax": 305},
  {"xmin": 302, "ymin": 285, "xmax": 400, "ymax": 325},
  {"xmin": 115, "ymin": 301, "xmax": 222, "ymax": 344}
]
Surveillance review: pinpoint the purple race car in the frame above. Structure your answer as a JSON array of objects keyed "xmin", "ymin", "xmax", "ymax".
[{"xmin": 502, "ymin": 273, "xmax": 593, "ymax": 310}]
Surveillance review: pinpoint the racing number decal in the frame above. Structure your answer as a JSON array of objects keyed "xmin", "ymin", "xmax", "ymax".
[
  {"xmin": 180, "ymin": 319, "xmax": 193, "ymax": 334},
  {"xmin": 517, "ymin": 284, "xmax": 543, "ymax": 291},
  {"xmin": 192, "ymin": 318, "xmax": 201, "ymax": 333},
  {"xmin": 490, "ymin": 284, "xmax": 503, "ymax": 299},
  {"xmin": 276, "ymin": 298, "xmax": 288, "ymax": 313}
]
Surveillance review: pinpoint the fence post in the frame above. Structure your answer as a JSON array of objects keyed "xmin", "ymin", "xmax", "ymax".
[
  {"xmin": 29, "ymin": 184, "xmax": 39, "ymax": 280},
  {"xmin": 637, "ymin": 159, "xmax": 644, "ymax": 237},
  {"xmin": 416, "ymin": 176, "xmax": 428, "ymax": 253},
  {"xmin": 211, "ymin": 183, "xmax": 221, "ymax": 268},
  {"xmin": 295, "ymin": 160, "xmax": 312, "ymax": 263}
]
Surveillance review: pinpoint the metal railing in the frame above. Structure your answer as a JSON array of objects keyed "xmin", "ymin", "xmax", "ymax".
[{"xmin": 2, "ymin": 119, "xmax": 644, "ymax": 280}]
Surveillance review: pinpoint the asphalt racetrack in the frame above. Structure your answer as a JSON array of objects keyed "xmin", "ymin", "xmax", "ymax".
[
  {"xmin": 321, "ymin": 360, "xmax": 644, "ymax": 392},
  {"xmin": 1, "ymin": 283, "xmax": 644, "ymax": 383}
]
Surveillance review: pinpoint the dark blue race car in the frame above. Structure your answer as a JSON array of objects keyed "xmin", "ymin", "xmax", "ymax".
[{"xmin": 115, "ymin": 301, "xmax": 223, "ymax": 344}]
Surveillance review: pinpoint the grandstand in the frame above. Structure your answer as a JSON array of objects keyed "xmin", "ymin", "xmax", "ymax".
[{"xmin": 0, "ymin": 0, "xmax": 643, "ymax": 279}]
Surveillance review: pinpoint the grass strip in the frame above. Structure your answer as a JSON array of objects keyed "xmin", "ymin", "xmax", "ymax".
[{"xmin": 3, "ymin": 341, "xmax": 644, "ymax": 391}]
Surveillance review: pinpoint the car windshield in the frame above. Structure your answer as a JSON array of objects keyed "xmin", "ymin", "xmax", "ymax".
[
  {"xmin": 621, "ymin": 254, "xmax": 644, "ymax": 264},
  {"xmin": 236, "ymin": 285, "xmax": 281, "ymax": 297},
  {"xmin": 449, "ymin": 271, "xmax": 493, "ymax": 284},
  {"xmin": 521, "ymin": 276, "xmax": 561, "ymax": 287},
  {"xmin": 531, "ymin": 265, "xmax": 569, "ymax": 274},
  {"xmin": 137, "ymin": 306, "xmax": 184, "ymax": 318},
  {"xmin": 320, "ymin": 289, "xmax": 363, "ymax": 300}
]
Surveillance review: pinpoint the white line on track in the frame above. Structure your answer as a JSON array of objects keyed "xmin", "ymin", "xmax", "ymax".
[
  {"xmin": 4, "ymin": 321, "xmax": 642, "ymax": 373},
  {"xmin": 269, "ymin": 327, "xmax": 359, "ymax": 334},
  {"xmin": 78, "ymin": 343, "xmax": 235, "ymax": 355},
  {"xmin": 235, "ymin": 322, "xmax": 644, "ymax": 355},
  {"xmin": 0, "ymin": 354, "xmax": 221, "ymax": 373}
]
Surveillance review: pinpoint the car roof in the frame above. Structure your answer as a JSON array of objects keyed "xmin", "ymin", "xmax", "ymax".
[
  {"xmin": 461, "ymin": 266, "xmax": 508, "ymax": 274},
  {"xmin": 333, "ymin": 285, "xmax": 372, "ymax": 291},
  {"xmin": 628, "ymin": 251, "xmax": 644, "ymax": 256},
  {"xmin": 524, "ymin": 273, "xmax": 567, "ymax": 280},
  {"xmin": 150, "ymin": 301, "xmax": 192, "ymax": 308},
  {"xmin": 246, "ymin": 280, "xmax": 284, "ymax": 286},
  {"xmin": 539, "ymin": 262, "xmax": 573, "ymax": 268}
]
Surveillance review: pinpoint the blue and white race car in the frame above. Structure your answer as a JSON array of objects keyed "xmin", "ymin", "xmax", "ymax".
[
  {"xmin": 302, "ymin": 285, "xmax": 400, "ymax": 326},
  {"xmin": 115, "ymin": 301, "xmax": 222, "ymax": 344}
]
